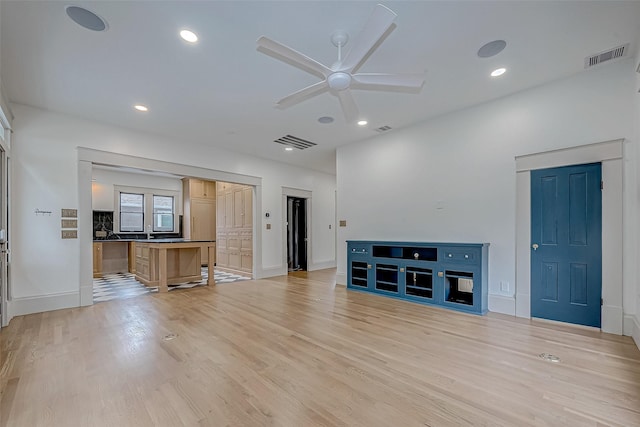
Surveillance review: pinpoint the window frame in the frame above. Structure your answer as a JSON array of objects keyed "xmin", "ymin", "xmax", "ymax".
[
  {"xmin": 118, "ymin": 192, "xmax": 145, "ymax": 232},
  {"xmin": 152, "ymin": 194, "xmax": 175, "ymax": 232},
  {"xmin": 113, "ymin": 185, "xmax": 180, "ymax": 235}
]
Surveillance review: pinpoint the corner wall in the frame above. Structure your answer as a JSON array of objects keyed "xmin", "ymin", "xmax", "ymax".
[
  {"xmin": 336, "ymin": 59, "xmax": 636, "ymax": 334},
  {"xmin": 632, "ymin": 45, "xmax": 640, "ymax": 349}
]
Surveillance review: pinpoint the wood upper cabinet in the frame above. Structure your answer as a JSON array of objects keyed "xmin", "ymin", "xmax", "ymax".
[
  {"xmin": 233, "ymin": 187, "xmax": 243, "ymax": 228},
  {"xmin": 216, "ymin": 192, "xmax": 225, "ymax": 229},
  {"xmin": 231, "ymin": 186, "xmax": 252, "ymax": 228},
  {"xmin": 243, "ymin": 186, "xmax": 253, "ymax": 228},
  {"xmin": 224, "ymin": 191, "xmax": 233, "ymax": 229},
  {"xmin": 189, "ymin": 179, "xmax": 216, "ymax": 199}
]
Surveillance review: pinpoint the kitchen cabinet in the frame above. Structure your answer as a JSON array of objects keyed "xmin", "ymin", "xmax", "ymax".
[
  {"xmin": 188, "ymin": 179, "xmax": 216, "ymax": 199},
  {"xmin": 93, "ymin": 242, "xmax": 102, "ymax": 278},
  {"xmin": 135, "ymin": 240, "xmax": 215, "ymax": 292},
  {"xmin": 183, "ymin": 178, "xmax": 216, "ymax": 265},
  {"xmin": 216, "ymin": 181, "xmax": 253, "ymax": 275},
  {"xmin": 93, "ymin": 241, "xmax": 129, "ymax": 278}
]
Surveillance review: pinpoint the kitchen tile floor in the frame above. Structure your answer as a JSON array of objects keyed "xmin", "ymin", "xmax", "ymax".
[{"xmin": 93, "ymin": 268, "xmax": 251, "ymax": 303}]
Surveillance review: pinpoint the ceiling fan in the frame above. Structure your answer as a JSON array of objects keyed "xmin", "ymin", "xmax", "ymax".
[{"xmin": 256, "ymin": 4, "xmax": 425, "ymax": 123}]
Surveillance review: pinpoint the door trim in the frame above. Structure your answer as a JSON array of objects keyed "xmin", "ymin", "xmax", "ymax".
[
  {"xmin": 515, "ymin": 139, "xmax": 623, "ymax": 333},
  {"xmin": 282, "ymin": 187, "xmax": 312, "ymax": 273},
  {"xmin": 77, "ymin": 148, "xmax": 263, "ymax": 307}
]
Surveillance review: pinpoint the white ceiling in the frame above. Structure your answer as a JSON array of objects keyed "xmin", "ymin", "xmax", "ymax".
[{"xmin": 2, "ymin": 1, "xmax": 639, "ymax": 175}]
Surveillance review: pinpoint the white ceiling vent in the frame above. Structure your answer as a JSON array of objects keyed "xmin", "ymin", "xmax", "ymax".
[
  {"xmin": 274, "ymin": 134, "xmax": 317, "ymax": 150},
  {"xmin": 584, "ymin": 43, "xmax": 629, "ymax": 69},
  {"xmin": 374, "ymin": 125, "xmax": 392, "ymax": 133}
]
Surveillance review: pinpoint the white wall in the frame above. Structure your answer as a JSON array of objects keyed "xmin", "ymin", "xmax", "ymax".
[
  {"xmin": 8, "ymin": 104, "xmax": 336, "ymax": 321},
  {"xmin": 633, "ymin": 45, "xmax": 640, "ymax": 348},
  {"xmin": 92, "ymin": 168, "xmax": 183, "ymax": 213},
  {"xmin": 337, "ymin": 58, "xmax": 636, "ymax": 324}
]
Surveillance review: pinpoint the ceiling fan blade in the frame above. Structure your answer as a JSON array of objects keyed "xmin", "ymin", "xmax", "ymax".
[
  {"xmin": 340, "ymin": 4, "xmax": 397, "ymax": 72},
  {"xmin": 352, "ymin": 73, "xmax": 425, "ymax": 90},
  {"xmin": 257, "ymin": 36, "xmax": 332, "ymax": 79},
  {"xmin": 276, "ymin": 81, "xmax": 329, "ymax": 109},
  {"xmin": 336, "ymin": 90, "xmax": 359, "ymax": 123}
]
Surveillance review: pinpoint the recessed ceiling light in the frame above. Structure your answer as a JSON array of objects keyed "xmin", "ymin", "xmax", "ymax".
[
  {"xmin": 357, "ymin": 120, "xmax": 368, "ymax": 126},
  {"xmin": 318, "ymin": 116, "xmax": 334, "ymax": 124},
  {"xmin": 491, "ymin": 68, "xmax": 506, "ymax": 77},
  {"xmin": 180, "ymin": 29, "xmax": 198, "ymax": 43},
  {"xmin": 285, "ymin": 147, "xmax": 294, "ymax": 151},
  {"xmin": 134, "ymin": 104, "xmax": 148, "ymax": 112},
  {"xmin": 65, "ymin": 6, "xmax": 108, "ymax": 32},
  {"xmin": 478, "ymin": 40, "xmax": 506, "ymax": 58}
]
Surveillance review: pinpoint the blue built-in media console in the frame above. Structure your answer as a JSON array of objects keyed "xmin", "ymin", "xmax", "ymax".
[{"xmin": 347, "ymin": 240, "xmax": 489, "ymax": 315}]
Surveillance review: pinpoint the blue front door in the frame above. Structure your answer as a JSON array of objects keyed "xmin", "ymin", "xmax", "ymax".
[{"xmin": 531, "ymin": 163, "xmax": 602, "ymax": 328}]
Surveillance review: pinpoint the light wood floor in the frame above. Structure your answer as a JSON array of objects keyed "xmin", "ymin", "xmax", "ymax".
[{"xmin": 1, "ymin": 269, "xmax": 639, "ymax": 426}]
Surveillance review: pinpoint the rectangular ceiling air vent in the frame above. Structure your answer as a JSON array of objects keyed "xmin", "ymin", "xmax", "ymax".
[
  {"xmin": 585, "ymin": 43, "xmax": 629, "ymax": 69},
  {"xmin": 274, "ymin": 134, "xmax": 317, "ymax": 150},
  {"xmin": 374, "ymin": 125, "xmax": 392, "ymax": 133}
]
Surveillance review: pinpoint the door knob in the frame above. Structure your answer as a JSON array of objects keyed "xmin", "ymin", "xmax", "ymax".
[{"xmin": 532, "ymin": 243, "xmax": 539, "ymax": 251}]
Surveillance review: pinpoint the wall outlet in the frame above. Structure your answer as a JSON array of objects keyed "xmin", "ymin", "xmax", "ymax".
[
  {"xmin": 500, "ymin": 280, "xmax": 509, "ymax": 292},
  {"xmin": 266, "ymin": 223, "xmax": 271, "ymax": 230}
]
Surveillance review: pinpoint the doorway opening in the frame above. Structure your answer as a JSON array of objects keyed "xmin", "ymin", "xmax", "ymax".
[{"xmin": 287, "ymin": 196, "xmax": 307, "ymax": 272}]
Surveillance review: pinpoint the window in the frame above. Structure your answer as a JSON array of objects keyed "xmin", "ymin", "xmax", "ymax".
[
  {"xmin": 114, "ymin": 186, "xmax": 179, "ymax": 235},
  {"xmin": 119, "ymin": 192, "xmax": 144, "ymax": 232},
  {"xmin": 153, "ymin": 195, "xmax": 174, "ymax": 232}
]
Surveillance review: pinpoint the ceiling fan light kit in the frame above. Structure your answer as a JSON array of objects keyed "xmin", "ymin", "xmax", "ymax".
[{"xmin": 256, "ymin": 3, "xmax": 424, "ymax": 123}]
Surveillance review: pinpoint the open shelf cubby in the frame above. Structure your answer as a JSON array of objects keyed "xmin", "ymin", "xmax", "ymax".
[
  {"xmin": 350, "ymin": 261, "xmax": 368, "ymax": 288},
  {"xmin": 375, "ymin": 263, "xmax": 399, "ymax": 293},
  {"xmin": 405, "ymin": 266, "xmax": 433, "ymax": 299},
  {"xmin": 347, "ymin": 241, "xmax": 489, "ymax": 315}
]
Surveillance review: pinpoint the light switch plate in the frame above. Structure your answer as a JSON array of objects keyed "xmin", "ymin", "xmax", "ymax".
[
  {"xmin": 339, "ymin": 220, "xmax": 347, "ymax": 227},
  {"xmin": 61, "ymin": 219, "xmax": 77, "ymax": 228},
  {"xmin": 61, "ymin": 208, "xmax": 78, "ymax": 218},
  {"xmin": 62, "ymin": 230, "xmax": 77, "ymax": 239}
]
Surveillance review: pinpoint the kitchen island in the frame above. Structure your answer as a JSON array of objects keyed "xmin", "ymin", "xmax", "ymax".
[{"xmin": 134, "ymin": 239, "xmax": 216, "ymax": 292}]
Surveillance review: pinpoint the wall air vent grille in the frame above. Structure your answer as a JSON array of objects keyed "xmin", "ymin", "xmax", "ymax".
[
  {"xmin": 274, "ymin": 134, "xmax": 317, "ymax": 150},
  {"xmin": 585, "ymin": 43, "xmax": 629, "ymax": 69},
  {"xmin": 375, "ymin": 125, "xmax": 392, "ymax": 133}
]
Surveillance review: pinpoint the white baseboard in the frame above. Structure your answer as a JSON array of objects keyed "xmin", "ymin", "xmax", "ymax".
[
  {"xmin": 7, "ymin": 291, "xmax": 79, "ymax": 321},
  {"xmin": 258, "ymin": 265, "xmax": 287, "ymax": 279},
  {"xmin": 308, "ymin": 260, "xmax": 336, "ymax": 271},
  {"xmin": 488, "ymin": 294, "xmax": 515, "ymax": 315},
  {"xmin": 336, "ymin": 272, "xmax": 346, "ymax": 286},
  {"xmin": 624, "ymin": 314, "xmax": 640, "ymax": 351},
  {"xmin": 515, "ymin": 292, "xmax": 531, "ymax": 318},
  {"xmin": 601, "ymin": 305, "xmax": 623, "ymax": 334},
  {"xmin": 80, "ymin": 285, "xmax": 93, "ymax": 307}
]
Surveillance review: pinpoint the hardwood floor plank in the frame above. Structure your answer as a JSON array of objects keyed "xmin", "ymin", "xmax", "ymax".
[{"xmin": 1, "ymin": 269, "xmax": 639, "ymax": 426}]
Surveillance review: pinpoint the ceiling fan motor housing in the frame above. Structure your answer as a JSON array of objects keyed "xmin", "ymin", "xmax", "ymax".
[{"xmin": 327, "ymin": 72, "xmax": 351, "ymax": 91}]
